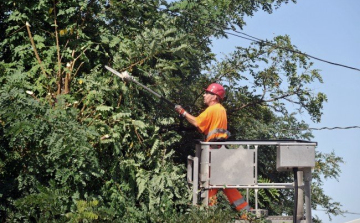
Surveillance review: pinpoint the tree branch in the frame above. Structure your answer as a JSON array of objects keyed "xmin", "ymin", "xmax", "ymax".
[
  {"xmin": 25, "ymin": 22, "xmax": 47, "ymax": 77},
  {"xmin": 53, "ymin": 1, "xmax": 62, "ymax": 95}
]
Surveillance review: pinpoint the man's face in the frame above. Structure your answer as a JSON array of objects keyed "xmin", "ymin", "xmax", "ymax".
[{"xmin": 203, "ymin": 91, "xmax": 217, "ymax": 105}]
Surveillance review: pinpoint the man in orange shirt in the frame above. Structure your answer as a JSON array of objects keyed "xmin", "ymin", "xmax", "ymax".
[{"xmin": 175, "ymin": 83, "xmax": 251, "ymax": 212}]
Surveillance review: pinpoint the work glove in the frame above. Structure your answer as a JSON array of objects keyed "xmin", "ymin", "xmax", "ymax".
[{"xmin": 175, "ymin": 105, "xmax": 187, "ymax": 117}]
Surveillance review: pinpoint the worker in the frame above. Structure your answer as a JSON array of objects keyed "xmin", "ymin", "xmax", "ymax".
[{"xmin": 175, "ymin": 83, "xmax": 251, "ymax": 212}]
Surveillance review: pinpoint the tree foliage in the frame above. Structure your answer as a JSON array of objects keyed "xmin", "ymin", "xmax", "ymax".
[{"xmin": 0, "ymin": 0, "xmax": 343, "ymax": 222}]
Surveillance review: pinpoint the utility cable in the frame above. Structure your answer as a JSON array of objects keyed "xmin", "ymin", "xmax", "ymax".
[
  {"xmin": 276, "ymin": 126, "xmax": 360, "ymax": 132},
  {"xmin": 315, "ymin": 209, "xmax": 360, "ymax": 216},
  {"xmin": 162, "ymin": 5, "xmax": 360, "ymax": 72},
  {"xmin": 307, "ymin": 126, "xmax": 360, "ymax": 131},
  {"xmin": 224, "ymin": 31, "xmax": 360, "ymax": 72}
]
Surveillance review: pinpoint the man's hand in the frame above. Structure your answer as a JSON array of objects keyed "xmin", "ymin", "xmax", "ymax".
[{"xmin": 175, "ymin": 105, "xmax": 187, "ymax": 117}]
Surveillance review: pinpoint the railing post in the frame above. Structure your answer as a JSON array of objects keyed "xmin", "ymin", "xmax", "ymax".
[
  {"xmin": 296, "ymin": 171, "xmax": 304, "ymax": 222},
  {"xmin": 187, "ymin": 156, "xmax": 199, "ymax": 205},
  {"xmin": 199, "ymin": 144, "xmax": 210, "ymax": 206},
  {"xmin": 193, "ymin": 157, "xmax": 199, "ymax": 205},
  {"xmin": 303, "ymin": 168, "xmax": 312, "ymax": 223}
]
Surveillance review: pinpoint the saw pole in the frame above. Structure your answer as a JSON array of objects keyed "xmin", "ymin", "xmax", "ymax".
[{"xmin": 105, "ymin": 65, "xmax": 176, "ymax": 108}]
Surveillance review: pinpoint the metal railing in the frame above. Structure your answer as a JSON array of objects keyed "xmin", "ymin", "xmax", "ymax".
[{"xmin": 187, "ymin": 140, "xmax": 316, "ymax": 223}]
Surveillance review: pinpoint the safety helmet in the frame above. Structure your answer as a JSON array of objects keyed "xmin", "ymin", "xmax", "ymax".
[{"xmin": 205, "ymin": 83, "xmax": 225, "ymax": 100}]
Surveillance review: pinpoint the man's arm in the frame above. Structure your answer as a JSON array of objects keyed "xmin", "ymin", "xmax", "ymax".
[
  {"xmin": 183, "ymin": 112, "xmax": 198, "ymax": 127},
  {"xmin": 175, "ymin": 105, "xmax": 198, "ymax": 127}
]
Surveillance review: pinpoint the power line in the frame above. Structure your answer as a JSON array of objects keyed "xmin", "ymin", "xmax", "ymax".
[
  {"xmin": 345, "ymin": 212, "xmax": 360, "ymax": 215},
  {"xmin": 164, "ymin": 6, "xmax": 360, "ymax": 72},
  {"xmin": 308, "ymin": 126, "xmax": 360, "ymax": 131},
  {"xmin": 233, "ymin": 126, "xmax": 360, "ymax": 134},
  {"xmin": 277, "ymin": 126, "xmax": 360, "ymax": 132},
  {"xmin": 315, "ymin": 209, "xmax": 360, "ymax": 216},
  {"xmin": 224, "ymin": 30, "xmax": 360, "ymax": 72}
]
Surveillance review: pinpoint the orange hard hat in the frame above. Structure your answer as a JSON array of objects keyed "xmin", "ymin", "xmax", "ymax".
[{"xmin": 205, "ymin": 83, "xmax": 225, "ymax": 100}]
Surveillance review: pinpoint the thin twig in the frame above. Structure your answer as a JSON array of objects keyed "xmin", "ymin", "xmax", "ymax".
[{"xmin": 8, "ymin": 24, "xmax": 26, "ymax": 37}]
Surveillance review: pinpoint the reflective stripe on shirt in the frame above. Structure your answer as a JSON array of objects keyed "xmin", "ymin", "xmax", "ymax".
[{"xmin": 206, "ymin": 128, "xmax": 231, "ymax": 141}]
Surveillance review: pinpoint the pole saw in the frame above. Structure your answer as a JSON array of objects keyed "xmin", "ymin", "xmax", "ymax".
[
  {"xmin": 105, "ymin": 65, "xmax": 176, "ymax": 109},
  {"xmin": 105, "ymin": 66, "xmax": 198, "ymax": 134}
]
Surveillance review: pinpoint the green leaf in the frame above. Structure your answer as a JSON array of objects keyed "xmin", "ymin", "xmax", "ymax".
[{"xmin": 96, "ymin": 105, "xmax": 113, "ymax": 111}]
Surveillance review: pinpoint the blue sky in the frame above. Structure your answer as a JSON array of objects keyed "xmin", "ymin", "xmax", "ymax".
[{"xmin": 211, "ymin": 0, "xmax": 360, "ymax": 222}]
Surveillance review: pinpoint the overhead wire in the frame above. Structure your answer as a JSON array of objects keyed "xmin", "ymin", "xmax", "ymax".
[
  {"xmin": 315, "ymin": 209, "xmax": 360, "ymax": 216},
  {"xmin": 276, "ymin": 126, "xmax": 360, "ymax": 132},
  {"xmin": 224, "ymin": 30, "xmax": 360, "ymax": 72},
  {"xmin": 308, "ymin": 126, "xmax": 360, "ymax": 131},
  {"xmin": 163, "ymin": 3, "xmax": 360, "ymax": 72}
]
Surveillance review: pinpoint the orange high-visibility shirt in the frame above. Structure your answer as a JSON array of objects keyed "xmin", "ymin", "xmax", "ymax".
[{"xmin": 195, "ymin": 103, "xmax": 228, "ymax": 142}]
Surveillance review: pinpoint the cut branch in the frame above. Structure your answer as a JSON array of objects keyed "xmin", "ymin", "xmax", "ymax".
[
  {"xmin": 25, "ymin": 22, "xmax": 47, "ymax": 77},
  {"xmin": 54, "ymin": 1, "xmax": 62, "ymax": 95}
]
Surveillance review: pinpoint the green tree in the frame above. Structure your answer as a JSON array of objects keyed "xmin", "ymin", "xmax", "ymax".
[{"xmin": 0, "ymin": 0, "xmax": 343, "ymax": 222}]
